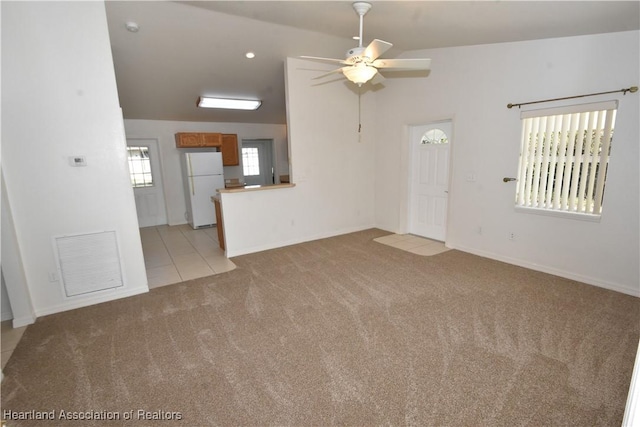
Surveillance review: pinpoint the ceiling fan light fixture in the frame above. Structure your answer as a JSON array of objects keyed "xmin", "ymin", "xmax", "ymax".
[
  {"xmin": 300, "ymin": 1, "xmax": 431, "ymax": 88},
  {"xmin": 197, "ymin": 97, "xmax": 261, "ymax": 110},
  {"xmin": 343, "ymin": 64, "xmax": 377, "ymax": 86}
]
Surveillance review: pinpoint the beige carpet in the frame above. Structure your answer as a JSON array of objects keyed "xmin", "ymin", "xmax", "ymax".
[{"xmin": 1, "ymin": 229, "xmax": 638, "ymax": 426}]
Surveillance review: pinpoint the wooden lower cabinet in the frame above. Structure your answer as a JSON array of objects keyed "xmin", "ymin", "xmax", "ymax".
[
  {"xmin": 175, "ymin": 132, "xmax": 222, "ymax": 148},
  {"xmin": 213, "ymin": 198, "xmax": 225, "ymax": 250},
  {"xmin": 221, "ymin": 134, "xmax": 239, "ymax": 166}
]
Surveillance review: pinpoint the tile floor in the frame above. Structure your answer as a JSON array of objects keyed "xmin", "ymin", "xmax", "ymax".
[
  {"xmin": 1, "ymin": 320, "xmax": 27, "ymax": 369},
  {"xmin": 374, "ymin": 233, "xmax": 451, "ymax": 256},
  {"xmin": 1, "ymin": 225, "xmax": 235, "ymax": 371},
  {"xmin": 141, "ymin": 224, "xmax": 236, "ymax": 289}
]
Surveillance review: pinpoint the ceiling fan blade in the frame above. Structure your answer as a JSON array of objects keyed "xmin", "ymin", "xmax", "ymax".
[
  {"xmin": 370, "ymin": 71, "xmax": 385, "ymax": 85},
  {"xmin": 313, "ymin": 67, "xmax": 347, "ymax": 80},
  {"xmin": 300, "ymin": 55, "xmax": 349, "ymax": 65},
  {"xmin": 363, "ymin": 39, "xmax": 393, "ymax": 62},
  {"xmin": 372, "ymin": 58, "xmax": 432, "ymax": 70}
]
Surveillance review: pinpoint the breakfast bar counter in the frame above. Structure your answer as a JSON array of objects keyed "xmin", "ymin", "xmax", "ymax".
[{"xmin": 217, "ymin": 183, "xmax": 296, "ymax": 193}]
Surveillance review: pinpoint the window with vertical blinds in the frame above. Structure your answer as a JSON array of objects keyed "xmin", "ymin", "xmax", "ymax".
[{"xmin": 515, "ymin": 100, "xmax": 617, "ymax": 220}]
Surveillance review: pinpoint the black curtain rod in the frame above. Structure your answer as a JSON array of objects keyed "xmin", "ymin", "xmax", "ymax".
[{"xmin": 507, "ymin": 86, "xmax": 638, "ymax": 109}]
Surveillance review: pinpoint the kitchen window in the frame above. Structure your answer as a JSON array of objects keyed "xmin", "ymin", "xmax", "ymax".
[{"xmin": 514, "ymin": 100, "xmax": 617, "ymax": 220}]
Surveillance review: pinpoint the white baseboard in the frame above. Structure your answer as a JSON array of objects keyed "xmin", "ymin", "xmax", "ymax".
[
  {"xmin": 449, "ymin": 243, "xmax": 639, "ymax": 297},
  {"xmin": 226, "ymin": 224, "xmax": 376, "ymax": 258},
  {"xmin": 34, "ymin": 285, "xmax": 149, "ymax": 318},
  {"xmin": 11, "ymin": 313, "xmax": 36, "ymax": 328}
]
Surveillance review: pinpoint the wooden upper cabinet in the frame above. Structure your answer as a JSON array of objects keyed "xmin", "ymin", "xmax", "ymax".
[
  {"xmin": 221, "ymin": 134, "xmax": 239, "ymax": 166},
  {"xmin": 202, "ymin": 133, "xmax": 222, "ymax": 147},
  {"xmin": 175, "ymin": 133, "xmax": 202, "ymax": 148},
  {"xmin": 175, "ymin": 132, "xmax": 222, "ymax": 148}
]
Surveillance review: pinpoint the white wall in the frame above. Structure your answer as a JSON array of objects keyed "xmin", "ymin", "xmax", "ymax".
[
  {"xmin": 0, "ymin": 276, "xmax": 12, "ymax": 321},
  {"xmin": 374, "ymin": 31, "xmax": 639, "ymax": 296},
  {"xmin": 123, "ymin": 119, "xmax": 288, "ymax": 225},
  {"xmin": 220, "ymin": 58, "xmax": 376, "ymax": 257},
  {"xmin": 1, "ymin": 1, "xmax": 148, "ymax": 316},
  {"xmin": 1, "ymin": 175, "xmax": 36, "ymax": 327}
]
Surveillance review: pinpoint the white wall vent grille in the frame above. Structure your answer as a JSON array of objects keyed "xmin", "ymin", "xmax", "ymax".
[{"xmin": 54, "ymin": 231, "xmax": 124, "ymax": 297}]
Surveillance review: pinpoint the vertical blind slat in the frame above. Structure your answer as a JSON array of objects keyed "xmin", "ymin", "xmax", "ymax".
[
  {"xmin": 531, "ymin": 116, "xmax": 546, "ymax": 206},
  {"xmin": 585, "ymin": 111, "xmax": 603, "ymax": 212},
  {"xmin": 560, "ymin": 113, "xmax": 579, "ymax": 211},
  {"xmin": 544, "ymin": 115, "xmax": 560, "ymax": 208},
  {"xmin": 577, "ymin": 111, "xmax": 597, "ymax": 212},
  {"xmin": 516, "ymin": 118, "xmax": 532, "ymax": 205},
  {"xmin": 552, "ymin": 113, "xmax": 571, "ymax": 210},
  {"xmin": 524, "ymin": 117, "xmax": 539, "ymax": 206},
  {"xmin": 569, "ymin": 112, "xmax": 588, "ymax": 211},
  {"xmin": 593, "ymin": 109, "xmax": 615, "ymax": 213},
  {"xmin": 537, "ymin": 116, "xmax": 554, "ymax": 207}
]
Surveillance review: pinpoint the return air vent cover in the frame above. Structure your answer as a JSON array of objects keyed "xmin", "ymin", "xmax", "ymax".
[{"xmin": 54, "ymin": 231, "xmax": 124, "ymax": 297}]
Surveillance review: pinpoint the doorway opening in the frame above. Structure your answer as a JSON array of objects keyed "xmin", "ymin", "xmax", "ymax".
[
  {"xmin": 241, "ymin": 139, "xmax": 274, "ymax": 186},
  {"xmin": 407, "ymin": 121, "xmax": 452, "ymax": 242}
]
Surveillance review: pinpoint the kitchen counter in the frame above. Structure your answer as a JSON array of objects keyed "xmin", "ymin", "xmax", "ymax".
[
  {"xmin": 217, "ymin": 183, "xmax": 295, "ymax": 193},
  {"xmin": 224, "ymin": 183, "xmax": 246, "ymax": 189}
]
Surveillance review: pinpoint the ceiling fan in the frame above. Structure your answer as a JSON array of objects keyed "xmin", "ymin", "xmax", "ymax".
[{"xmin": 301, "ymin": 2, "xmax": 432, "ymax": 86}]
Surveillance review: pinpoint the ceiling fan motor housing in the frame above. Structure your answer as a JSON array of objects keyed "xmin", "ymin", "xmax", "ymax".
[{"xmin": 346, "ymin": 46, "xmax": 368, "ymax": 64}]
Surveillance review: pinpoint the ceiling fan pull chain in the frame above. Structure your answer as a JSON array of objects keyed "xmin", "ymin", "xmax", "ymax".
[{"xmin": 358, "ymin": 88, "xmax": 362, "ymax": 137}]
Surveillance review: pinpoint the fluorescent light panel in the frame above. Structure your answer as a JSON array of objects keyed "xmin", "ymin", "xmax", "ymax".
[{"xmin": 197, "ymin": 97, "xmax": 261, "ymax": 110}]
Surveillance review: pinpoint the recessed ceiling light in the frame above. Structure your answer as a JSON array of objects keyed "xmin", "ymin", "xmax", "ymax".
[
  {"xmin": 125, "ymin": 22, "xmax": 139, "ymax": 33},
  {"xmin": 245, "ymin": 52, "xmax": 256, "ymax": 59},
  {"xmin": 197, "ymin": 97, "xmax": 261, "ymax": 110}
]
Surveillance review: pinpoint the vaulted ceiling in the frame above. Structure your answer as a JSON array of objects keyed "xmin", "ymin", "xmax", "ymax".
[{"xmin": 105, "ymin": 1, "xmax": 640, "ymax": 124}]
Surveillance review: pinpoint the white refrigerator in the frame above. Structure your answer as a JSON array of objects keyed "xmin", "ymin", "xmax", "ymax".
[{"xmin": 182, "ymin": 152, "xmax": 225, "ymax": 229}]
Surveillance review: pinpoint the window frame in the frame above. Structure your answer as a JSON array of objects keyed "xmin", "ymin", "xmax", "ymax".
[
  {"xmin": 242, "ymin": 146, "xmax": 261, "ymax": 176},
  {"xmin": 514, "ymin": 100, "xmax": 618, "ymax": 222}
]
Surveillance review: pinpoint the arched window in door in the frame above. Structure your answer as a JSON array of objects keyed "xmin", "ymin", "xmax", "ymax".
[{"xmin": 421, "ymin": 128, "xmax": 449, "ymax": 145}]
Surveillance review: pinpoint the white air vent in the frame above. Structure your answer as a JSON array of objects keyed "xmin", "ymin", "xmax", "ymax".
[{"xmin": 54, "ymin": 231, "xmax": 124, "ymax": 297}]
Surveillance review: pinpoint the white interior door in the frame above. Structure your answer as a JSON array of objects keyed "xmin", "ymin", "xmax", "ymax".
[
  {"xmin": 409, "ymin": 122, "xmax": 451, "ymax": 241},
  {"xmin": 126, "ymin": 138, "xmax": 167, "ymax": 228}
]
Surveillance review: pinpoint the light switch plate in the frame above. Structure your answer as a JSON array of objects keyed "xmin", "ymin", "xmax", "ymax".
[{"xmin": 69, "ymin": 156, "xmax": 87, "ymax": 167}]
